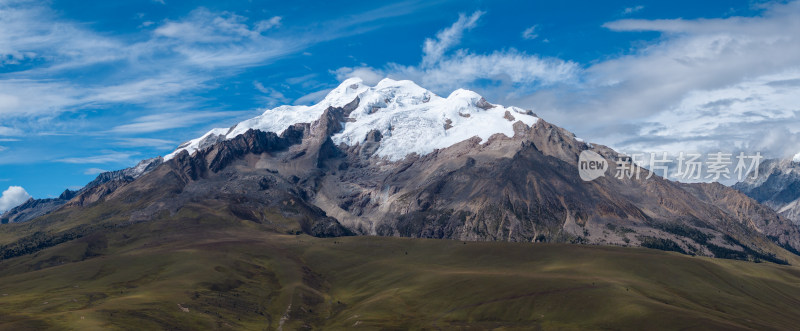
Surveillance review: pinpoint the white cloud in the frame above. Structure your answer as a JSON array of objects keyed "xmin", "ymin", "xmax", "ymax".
[
  {"xmin": 620, "ymin": 69, "xmax": 800, "ymax": 159},
  {"xmin": 0, "ymin": 79, "xmax": 85, "ymax": 117},
  {"xmin": 0, "ymin": 2, "xmax": 205, "ymax": 119},
  {"xmin": 389, "ymin": 50, "xmax": 578, "ymax": 95},
  {"xmin": 0, "ymin": 74, "xmax": 209, "ymax": 121},
  {"xmin": 253, "ymin": 81, "xmax": 290, "ymax": 106},
  {"xmin": 333, "ymin": 67, "xmax": 384, "ymax": 86},
  {"xmin": 110, "ymin": 111, "xmax": 246, "ymax": 133},
  {"xmin": 623, "ymin": 5, "xmax": 644, "ymax": 15},
  {"xmin": 149, "ymin": 10, "xmax": 298, "ymax": 70},
  {"xmin": 422, "ymin": 11, "xmax": 483, "ymax": 67},
  {"xmin": 294, "ymin": 88, "xmax": 332, "ymax": 105},
  {"xmin": 335, "ymin": 11, "xmax": 578, "ymax": 98},
  {"xmin": 522, "ymin": 25, "xmax": 538, "ymax": 40},
  {"xmin": 114, "ymin": 138, "xmax": 176, "ymax": 149},
  {"xmin": 256, "ymin": 16, "xmax": 282, "ymax": 32},
  {"xmin": 0, "ymin": 126, "xmax": 21, "ymax": 136},
  {"xmin": 253, "ymin": 81, "xmax": 273, "ymax": 94},
  {"xmin": 0, "ymin": 1, "xmax": 437, "ymax": 133},
  {"xmin": 482, "ymin": 1, "xmax": 800, "ymax": 166},
  {"xmin": 0, "ymin": 186, "xmax": 31, "ymax": 212},
  {"xmin": 84, "ymin": 167, "xmax": 108, "ymax": 175},
  {"xmin": 0, "ymin": 1, "xmax": 122, "ymax": 67},
  {"xmin": 284, "ymin": 73, "xmax": 318, "ymax": 85},
  {"xmin": 57, "ymin": 152, "xmax": 137, "ymax": 164},
  {"xmin": 93, "ymin": 74, "xmax": 208, "ymax": 104},
  {"xmin": 155, "ymin": 8, "xmax": 267, "ymax": 43}
]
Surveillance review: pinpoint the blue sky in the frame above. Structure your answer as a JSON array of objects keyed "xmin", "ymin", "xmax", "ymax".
[{"xmin": 1, "ymin": 0, "xmax": 799, "ymax": 209}]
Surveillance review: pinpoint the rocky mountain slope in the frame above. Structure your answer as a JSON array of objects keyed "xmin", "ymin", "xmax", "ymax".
[
  {"xmin": 0, "ymin": 189, "xmax": 76, "ymax": 224},
  {"xmin": 0, "ymin": 157, "xmax": 162, "ymax": 224},
  {"xmin": 733, "ymin": 159, "xmax": 800, "ymax": 225},
  {"xmin": 4, "ymin": 78, "xmax": 800, "ymax": 263}
]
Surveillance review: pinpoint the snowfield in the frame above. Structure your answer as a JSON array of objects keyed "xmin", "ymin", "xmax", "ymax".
[{"xmin": 166, "ymin": 78, "xmax": 538, "ymax": 161}]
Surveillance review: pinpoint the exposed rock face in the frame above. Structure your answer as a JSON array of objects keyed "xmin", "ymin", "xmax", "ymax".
[
  {"xmin": 733, "ymin": 159, "xmax": 800, "ymax": 225},
  {"xmin": 83, "ymin": 157, "xmax": 163, "ymax": 190},
  {"xmin": 75, "ymin": 122, "xmax": 353, "ymax": 238},
  {"xmin": 0, "ymin": 189, "xmax": 77, "ymax": 224},
  {"xmin": 308, "ymin": 117, "xmax": 800, "ymax": 262},
  {"xmin": 65, "ymin": 179, "xmax": 134, "ymax": 208}
]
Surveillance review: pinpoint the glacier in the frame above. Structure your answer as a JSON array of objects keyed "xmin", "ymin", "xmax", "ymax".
[{"xmin": 165, "ymin": 78, "xmax": 539, "ymax": 161}]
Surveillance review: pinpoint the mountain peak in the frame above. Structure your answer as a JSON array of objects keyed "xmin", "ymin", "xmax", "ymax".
[{"xmin": 166, "ymin": 78, "xmax": 538, "ymax": 161}]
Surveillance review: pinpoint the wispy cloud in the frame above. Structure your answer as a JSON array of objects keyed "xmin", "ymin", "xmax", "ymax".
[
  {"xmin": 293, "ymin": 88, "xmax": 333, "ymax": 105},
  {"xmin": 256, "ymin": 16, "xmax": 282, "ymax": 31},
  {"xmin": 335, "ymin": 11, "xmax": 579, "ymax": 98},
  {"xmin": 56, "ymin": 152, "xmax": 137, "ymax": 164},
  {"xmin": 622, "ymin": 5, "xmax": 644, "ymax": 15},
  {"xmin": 0, "ymin": 126, "xmax": 21, "ymax": 136},
  {"xmin": 91, "ymin": 74, "xmax": 209, "ymax": 104},
  {"xmin": 422, "ymin": 11, "xmax": 483, "ymax": 67},
  {"xmin": 0, "ymin": 1, "xmax": 439, "ymax": 133},
  {"xmin": 0, "ymin": 0, "xmax": 122, "ymax": 69},
  {"xmin": 110, "ymin": 111, "xmax": 247, "ymax": 133},
  {"xmin": 83, "ymin": 167, "xmax": 108, "ymax": 175},
  {"xmin": 114, "ymin": 138, "xmax": 176, "ymax": 149},
  {"xmin": 285, "ymin": 73, "xmax": 318, "ymax": 86},
  {"xmin": 522, "ymin": 25, "xmax": 539, "ymax": 40},
  {"xmin": 0, "ymin": 1, "xmax": 193, "ymax": 119},
  {"xmin": 154, "ymin": 9, "xmax": 280, "ymax": 43},
  {"xmin": 253, "ymin": 81, "xmax": 290, "ymax": 106}
]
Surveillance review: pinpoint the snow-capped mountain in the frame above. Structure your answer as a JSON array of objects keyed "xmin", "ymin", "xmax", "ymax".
[
  {"xmin": 166, "ymin": 78, "xmax": 538, "ymax": 161},
  {"xmin": 6, "ymin": 77, "xmax": 800, "ymax": 263}
]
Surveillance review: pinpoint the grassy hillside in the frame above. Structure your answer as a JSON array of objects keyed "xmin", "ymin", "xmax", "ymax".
[{"xmin": 1, "ymin": 212, "xmax": 800, "ymax": 330}]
